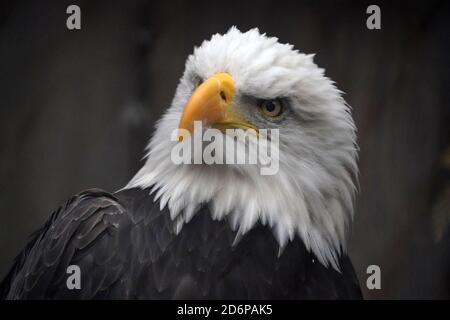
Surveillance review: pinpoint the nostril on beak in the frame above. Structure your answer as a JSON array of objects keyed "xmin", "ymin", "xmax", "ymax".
[{"xmin": 220, "ymin": 91, "xmax": 227, "ymax": 101}]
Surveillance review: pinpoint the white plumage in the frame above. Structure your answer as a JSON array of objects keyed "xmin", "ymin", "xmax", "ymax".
[{"xmin": 126, "ymin": 27, "xmax": 358, "ymax": 271}]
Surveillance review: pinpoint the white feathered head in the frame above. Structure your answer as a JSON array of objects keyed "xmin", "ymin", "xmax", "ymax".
[{"xmin": 127, "ymin": 27, "xmax": 358, "ymax": 270}]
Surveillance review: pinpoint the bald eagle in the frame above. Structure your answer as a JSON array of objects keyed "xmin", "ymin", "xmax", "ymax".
[{"xmin": 1, "ymin": 28, "xmax": 361, "ymax": 299}]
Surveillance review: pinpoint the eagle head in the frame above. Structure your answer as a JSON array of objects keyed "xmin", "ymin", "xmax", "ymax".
[{"xmin": 127, "ymin": 27, "xmax": 358, "ymax": 270}]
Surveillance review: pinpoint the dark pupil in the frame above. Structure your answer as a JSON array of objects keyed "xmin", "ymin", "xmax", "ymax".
[{"xmin": 265, "ymin": 101, "xmax": 276, "ymax": 112}]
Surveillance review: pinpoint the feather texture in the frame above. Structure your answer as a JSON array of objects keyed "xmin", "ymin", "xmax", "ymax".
[{"xmin": 0, "ymin": 188, "xmax": 361, "ymax": 299}]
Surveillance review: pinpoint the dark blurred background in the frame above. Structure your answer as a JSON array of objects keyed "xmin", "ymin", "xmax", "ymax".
[{"xmin": 0, "ymin": 0, "xmax": 449, "ymax": 299}]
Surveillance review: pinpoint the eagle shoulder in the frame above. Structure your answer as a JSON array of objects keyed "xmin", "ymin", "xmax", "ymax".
[{"xmin": 0, "ymin": 189, "xmax": 127, "ymax": 299}]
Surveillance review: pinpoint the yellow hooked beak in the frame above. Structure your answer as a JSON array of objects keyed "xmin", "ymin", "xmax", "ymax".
[{"xmin": 178, "ymin": 73, "xmax": 257, "ymax": 140}]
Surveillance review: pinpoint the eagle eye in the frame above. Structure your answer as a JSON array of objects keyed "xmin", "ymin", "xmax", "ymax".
[{"xmin": 259, "ymin": 99, "xmax": 284, "ymax": 118}]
